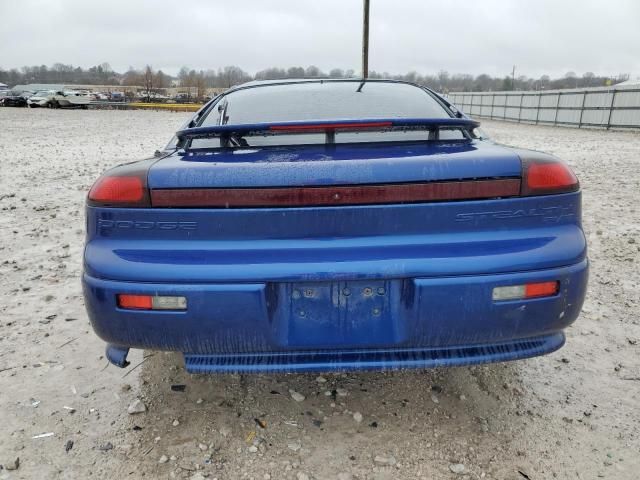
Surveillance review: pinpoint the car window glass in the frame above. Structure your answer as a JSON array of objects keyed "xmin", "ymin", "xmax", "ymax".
[{"xmin": 193, "ymin": 81, "xmax": 454, "ymax": 148}]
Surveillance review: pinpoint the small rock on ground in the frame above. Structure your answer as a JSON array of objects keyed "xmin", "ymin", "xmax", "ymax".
[
  {"xmin": 98, "ymin": 442, "xmax": 114, "ymax": 451},
  {"xmin": 288, "ymin": 441, "xmax": 302, "ymax": 452},
  {"xmin": 449, "ymin": 463, "xmax": 465, "ymax": 474},
  {"xmin": 127, "ymin": 399, "xmax": 146, "ymax": 414},
  {"xmin": 4, "ymin": 457, "xmax": 20, "ymax": 470},
  {"xmin": 289, "ymin": 389, "xmax": 306, "ymax": 402},
  {"xmin": 374, "ymin": 454, "xmax": 397, "ymax": 466}
]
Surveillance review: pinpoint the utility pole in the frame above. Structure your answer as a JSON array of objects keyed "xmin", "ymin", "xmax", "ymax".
[
  {"xmin": 511, "ymin": 65, "xmax": 516, "ymax": 90},
  {"xmin": 362, "ymin": 0, "xmax": 370, "ymax": 79}
]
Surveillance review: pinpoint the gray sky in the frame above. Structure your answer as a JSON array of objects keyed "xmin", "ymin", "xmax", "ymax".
[{"xmin": 2, "ymin": 0, "xmax": 639, "ymax": 78}]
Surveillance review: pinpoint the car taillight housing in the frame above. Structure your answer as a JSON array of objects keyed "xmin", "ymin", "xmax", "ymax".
[
  {"xmin": 87, "ymin": 161, "xmax": 152, "ymax": 207},
  {"xmin": 117, "ymin": 294, "xmax": 187, "ymax": 310},
  {"xmin": 492, "ymin": 281, "xmax": 559, "ymax": 301},
  {"xmin": 521, "ymin": 155, "xmax": 579, "ymax": 196}
]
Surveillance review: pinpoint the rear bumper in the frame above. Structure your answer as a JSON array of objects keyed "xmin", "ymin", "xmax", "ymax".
[
  {"xmin": 83, "ymin": 259, "xmax": 587, "ymax": 371},
  {"xmin": 182, "ymin": 333, "xmax": 565, "ymax": 373}
]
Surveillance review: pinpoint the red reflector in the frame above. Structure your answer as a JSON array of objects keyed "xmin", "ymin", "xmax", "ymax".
[
  {"xmin": 89, "ymin": 176, "xmax": 145, "ymax": 203},
  {"xmin": 117, "ymin": 294, "xmax": 153, "ymax": 310},
  {"xmin": 525, "ymin": 162, "xmax": 578, "ymax": 193},
  {"xmin": 524, "ymin": 281, "xmax": 559, "ymax": 298},
  {"xmin": 151, "ymin": 179, "xmax": 521, "ymax": 208},
  {"xmin": 269, "ymin": 121, "xmax": 393, "ymax": 132}
]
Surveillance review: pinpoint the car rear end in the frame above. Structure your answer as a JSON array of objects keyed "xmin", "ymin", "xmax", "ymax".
[{"xmin": 82, "ymin": 80, "xmax": 587, "ymax": 373}]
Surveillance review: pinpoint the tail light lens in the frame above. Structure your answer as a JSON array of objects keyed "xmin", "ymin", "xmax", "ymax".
[
  {"xmin": 521, "ymin": 156, "xmax": 579, "ymax": 196},
  {"xmin": 117, "ymin": 294, "xmax": 153, "ymax": 310},
  {"xmin": 88, "ymin": 161, "xmax": 152, "ymax": 207},
  {"xmin": 117, "ymin": 294, "xmax": 187, "ymax": 310},
  {"xmin": 493, "ymin": 281, "xmax": 559, "ymax": 301},
  {"xmin": 89, "ymin": 176, "xmax": 145, "ymax": 203}
]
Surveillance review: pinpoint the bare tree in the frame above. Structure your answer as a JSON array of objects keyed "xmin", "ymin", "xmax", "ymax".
[
  {"xmin": 582, "ymin": 72, "xmax": 595, "ymax": 87},
  {"xmin": 195, "ymin": 71, "xmax": 206, "ymax": 100},
  {"xmin": 305, "ymin": 65, "xmax": 323, "ymax": 77},
  {"xmin": 122, "ymin": 67, "xmax": 141, "ymax": 86},
  {"xmin": 143, "ymin": 65, "xmax": 154, "ymax": 100},
  {"xmin": 287, "ymin": 66, "xmax": 305, "ymax": 78},
  {"xmin": 156, "ymin": 70, "xmax": 168, "ymax": 88},
  {"xmin": 565, "ymin": 71, "xmax": 578, "ymax": 88},
  {"xmin": 220, "ymin": 66, "xmax": 249, "ymax": 88}
]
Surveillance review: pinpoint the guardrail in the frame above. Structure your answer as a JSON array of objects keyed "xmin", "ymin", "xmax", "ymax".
[
  {"xmin": 447, "ymin": 87, "xmax": 640, "ymax": 129},
  {"xmin": 128, "ymin": 102, "xmax": 202, "ymax": 112},
  {"xmin": 88, "ymin": 101, "xmax": 202, "ymax": 112}
]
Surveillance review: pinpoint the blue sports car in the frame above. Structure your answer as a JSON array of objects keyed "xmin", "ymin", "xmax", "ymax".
[{"xmin": 82, "ymin": 79, "xmax": 588, "ymax": 373}]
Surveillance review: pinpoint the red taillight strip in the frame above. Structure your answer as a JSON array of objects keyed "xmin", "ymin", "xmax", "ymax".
[
  {"xmin": 150, "ymin": 179, "xmax": 520, "ymax": 208},
  {"xmin": 269, "ymin": 121, "xmax": 393, "ymax": 132},
  {"xmin": 117, "ymin": 294, "xmax": 153, "ymax": 310},
  {"xmin": 525, "ymin": 281, "xmax": 559, "ymax": 298}
]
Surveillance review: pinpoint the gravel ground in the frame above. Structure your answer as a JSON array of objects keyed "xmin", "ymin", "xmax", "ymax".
[{"xmin": 0, "ymin": 109, "xmax": 639, "ymax": 480}]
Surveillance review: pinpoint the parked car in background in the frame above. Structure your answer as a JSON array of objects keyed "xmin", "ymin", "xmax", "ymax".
[
  {"xmin": 0, "ymin": 90, "xmax": 31, "ymax": 107},
  {"xmin": 138, "ymin": 91, "xmax": 170, "ymax": 103},
  {"xmin": 90, "ymin": 92, "xmax": 109, "ymax": 101},
  {"xmin": 110, "ymin": 91, "xmax": 125, "ymax": 102},
  {"xmin": 173, "ymin": 92, "xmax": 192, "ymax": 103},
  {"xmin": 27, "ymin": 90, "xmax": 56, "ymax": 108},
  {"xmin": 83, "ymin": 79, "xmax": 588, "ymax": 374},
  {"xmin": 53, "ymin": 90, "xmax": 91, "ymax": 108}
]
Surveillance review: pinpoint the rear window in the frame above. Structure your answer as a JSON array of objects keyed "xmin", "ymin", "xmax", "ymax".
[{"xmin": 192, "ymin": 81, "xmax": 456, "ymax": 148}]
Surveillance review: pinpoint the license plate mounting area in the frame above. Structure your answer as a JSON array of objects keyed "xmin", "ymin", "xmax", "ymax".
[{"xmin": 270, "ymin": 280, "xmax": 403, "ymax": 348}]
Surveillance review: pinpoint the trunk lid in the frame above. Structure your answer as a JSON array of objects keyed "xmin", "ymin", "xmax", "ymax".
[{"xmin": 148, "ymin": 141, "xmax": 521, "ymax": 190}]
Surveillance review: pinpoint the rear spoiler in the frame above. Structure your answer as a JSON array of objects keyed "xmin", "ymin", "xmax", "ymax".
[{"xmin": 176, "ymin": 118, "xmax": 480, "ymax": 147}]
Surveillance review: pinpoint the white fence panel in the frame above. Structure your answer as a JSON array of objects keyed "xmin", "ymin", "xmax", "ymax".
[
  {"xmin": 494, "ymin": 95, "xmax": 507, "ymax": 106},
  {"xmin": 505, "ymin": 107, "xmax": 519, "ymax": 119},
  {"xmin": 557, "ymin": 109, "xmax": 582, "ymax": 124},
  {"xmin": 584, "ymin": 92, "xmax": 613, "ymax": 108},
  {"xmin": 538, "ymin": 109, "xmax": 556, "ymax": 122},
  {"xmin": 581, "ymin": 109, "xmax": 609, "ymax": 125},
  {"xmin": 446, "ymin": 86, "xmax": 640, "ymax": 129},
  {"xmin": 539, "ymin": 94, "xmax": 559, "ymax": 108},
  {"xmin": 493, "ymin": 106, "xmax": 506, "ymax": 117},
  {"xmin": 611, "ymin": 109, "xmax": 640, "ymax": 127},
  {"xmin": 505, "ymin": 95, "xmax": 521, "ymax": 107},
  {"xmin": 615, "ymin": 91, "xmax": 640, "ymax": 107},
  {"xmin": 559, "ymin": 93, "xmax": 584, "ymax": 108}
]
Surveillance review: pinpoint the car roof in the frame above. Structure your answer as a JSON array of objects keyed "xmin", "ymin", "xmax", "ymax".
[{"xmin": 227, "ymin": 78, "xmax": 434, "ymax": 94}]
